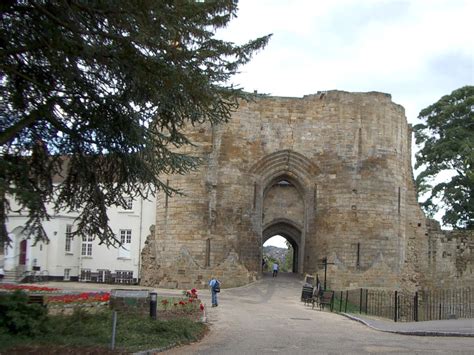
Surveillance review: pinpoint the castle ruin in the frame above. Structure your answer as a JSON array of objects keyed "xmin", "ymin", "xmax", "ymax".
[{"xmin": 141, "ymin": 91, "xmax": 473, "ymax": 290}]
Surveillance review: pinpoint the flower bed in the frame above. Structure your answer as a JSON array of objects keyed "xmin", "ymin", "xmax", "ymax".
[
  {"xmin": 0, "ymin": 283, "xmax": 59, "ymax": 293},
  {"xmin": 47, "ymin": 292, "xmax": 110, "ymax": 304},
  {"xmin": 0, "ymin": 285, "xmax": 206, "ymax": 321},
  {"xmin": 158, "ymin": 288, "xmax": 205, "ymax": 321},
  {"xmin": 46, "ymin": 292, "xmax": 111, "ymax": 315},
  {"xmin": 0, "ymin": 285, "xmax": 111, "ymax": 315}
]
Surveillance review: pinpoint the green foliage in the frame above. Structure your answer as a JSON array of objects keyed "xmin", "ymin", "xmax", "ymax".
[
  {"xmin": 0, "ymin": 0, "xmax": 271, "ymax": 246},
  {"xmin": 263, "ymin": 247, "xmax": 293, "ymax": 273},
  {"xmin": 0, "ymin": 290, "xmax": 49, "ymax": 336},
  {"xmin": 0, "ymin": 308, "xmax": 206, "ymax": 353},
  {"xmin": 283, "ymin": 241, "xmax": 294, "ymax": 272},
  {"xmin": 262, "ymin": 255, "xmax": 276, "ymax": 272},
  {"xmin": 413, "ymin": 86, "xmax": 474, "ymax": 229}
]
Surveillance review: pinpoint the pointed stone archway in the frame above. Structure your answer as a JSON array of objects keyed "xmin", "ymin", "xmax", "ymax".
[
  {"xmin": 251, "ymin": 150, "xmax": 320, "ymax": 276},
  {"xmin": 263, "ymin": 219, "xmax": 302, "ymax": 273}
]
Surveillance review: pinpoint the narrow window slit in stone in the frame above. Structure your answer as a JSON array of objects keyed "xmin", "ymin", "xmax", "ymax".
[
  {"xmin": 398, "ymin": 187, "xmax": 401, "ymax": 214},
  {"xmin": 205, "ymin": 238, "xmax": 211, "ymax": 267},
  {"xmin": 356, "ymin": 242, "xmax": 361, "ymax": 269},
  {"xmin": 253, "ymin": 182, "xmax": 257, "ymax": 209}
]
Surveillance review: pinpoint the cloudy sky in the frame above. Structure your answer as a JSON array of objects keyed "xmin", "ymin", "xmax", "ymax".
[
  {"xmin": 223, "ymin": 0, "xmax": 473, "ymax": 248},
  {"xmin": 221, "ymin": 0, "xmax": 473, "ymax": 126}
]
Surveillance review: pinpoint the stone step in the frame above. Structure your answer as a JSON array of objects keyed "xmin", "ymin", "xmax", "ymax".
[{"xmin": 2, "ymin": 270, "xmax": 18, "ymax": 283}]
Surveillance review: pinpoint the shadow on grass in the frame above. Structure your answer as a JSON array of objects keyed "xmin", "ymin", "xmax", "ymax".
[{"xmin": 0, "ymin": 308, "xmax": 207, "ymax": 354}]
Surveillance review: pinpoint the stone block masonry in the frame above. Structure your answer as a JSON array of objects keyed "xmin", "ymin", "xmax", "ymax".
[{"xmin": 140, "ymin": 90, "xmax": 472, "ymax": 291}]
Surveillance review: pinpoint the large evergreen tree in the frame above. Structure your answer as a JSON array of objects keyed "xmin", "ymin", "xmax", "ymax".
[
  {"xmin": 413, "ymin": 86, "xmax": 474, "ymax": 229},
  {"xmin": 0, "ymin": 0, "xmax": 271, "ymax": 245}
]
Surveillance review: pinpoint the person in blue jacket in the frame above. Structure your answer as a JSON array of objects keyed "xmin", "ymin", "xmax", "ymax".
[{"xmin": 209, "ymin": 277, "xmax": 221, "ymax": 307}]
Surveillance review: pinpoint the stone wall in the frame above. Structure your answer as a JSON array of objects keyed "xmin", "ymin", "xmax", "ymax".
[
  {"xmin": 140, "ymin": 90, "xmax": 472, "ymax": 291},
  {"xmin": 422, "ymin": 220, "xmax": 474, "ymax": 289}
]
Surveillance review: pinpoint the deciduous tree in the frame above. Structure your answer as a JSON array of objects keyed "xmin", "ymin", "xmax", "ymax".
[{"xmin": 413, "ymin": 86, "xmax": 474, "ymax": 229}]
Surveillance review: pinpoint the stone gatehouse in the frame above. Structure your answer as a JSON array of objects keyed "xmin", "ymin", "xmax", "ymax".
[{"xmin": 141, "ymin": 90, "xmax": 473, "ymax": 290}]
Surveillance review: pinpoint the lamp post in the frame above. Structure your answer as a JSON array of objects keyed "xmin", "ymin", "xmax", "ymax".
[{"xmin": 150, "ymin": 292, "xmax": 157, "ymax": 320}]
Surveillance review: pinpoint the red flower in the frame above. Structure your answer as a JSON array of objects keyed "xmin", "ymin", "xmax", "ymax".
[
  {"xmin": 191, "ymin": 288, "xmax": 197, "ymax": 294},
  {"xmin": 188, "ymin": 298, "xmax": 194, "ymax": 303},
  {"xmin": 0, "ymin": 284, "xmax": 59, "ymax": 292},
  {"xmin": 47, "ymin": 291, "xmax": 111, "ymax": 304},
  {"xmin": 200, "ymin": 303, "xmax": 204, "ymax": 311},
  {"xmin": 179, "ymin": 300, "xmax": 186, "ymax": 306}
]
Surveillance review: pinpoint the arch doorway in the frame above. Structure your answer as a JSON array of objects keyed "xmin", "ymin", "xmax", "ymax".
[
  {"xmin": 262, "ymin": 221, "xmax": 301, "ymax": 274},
  {"xmin": 252, "ymin": 150, "xmax": 318, "ymax": 277}
]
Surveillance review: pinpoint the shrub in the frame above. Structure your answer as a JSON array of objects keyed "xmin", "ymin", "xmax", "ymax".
[{"xmin": 0, "ymin": 290, "xmax": 49, "ymax": 336}]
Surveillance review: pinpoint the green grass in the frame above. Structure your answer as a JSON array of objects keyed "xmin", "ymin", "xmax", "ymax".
[
  {"xmin": 0, "ymin": 308, "xmax": 207, "ymax": 353},
  {"xmin": 332, "ymin": 294, "xmax": 361, "ymax": 314}
]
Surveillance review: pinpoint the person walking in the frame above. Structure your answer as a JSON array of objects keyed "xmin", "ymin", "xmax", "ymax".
[
  {"xmin": 209, "ymin": 277, "xmax": 221, "ymax": 307},
  {"xmin": 272, "ymin": 262, "xmax": 279, "ymax": 277}
]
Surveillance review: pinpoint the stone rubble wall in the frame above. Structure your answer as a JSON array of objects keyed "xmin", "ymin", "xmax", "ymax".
[{"xmin": 422, "ymin": 220, "xmax": 473, "ymax": 289}]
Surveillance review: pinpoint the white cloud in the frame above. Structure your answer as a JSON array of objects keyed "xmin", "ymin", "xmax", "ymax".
[{"xmin": 219, "ymin": 0, "xmax": 474, "ymax": 123}]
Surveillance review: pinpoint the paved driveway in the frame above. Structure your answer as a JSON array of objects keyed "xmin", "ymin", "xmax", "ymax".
[{"xmin": 164, "ymin": 273, "xmax": 473, "ymax": 354}]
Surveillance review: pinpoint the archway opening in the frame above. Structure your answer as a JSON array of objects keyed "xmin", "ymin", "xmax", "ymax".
[
  {"xmin": 262, "ymin": 222, "xmax": 301, "ymax": 274},
  {"xmin": 261, "ymin": 174, "xmax": 304, "ymax": 275},
  {"xmin": 262, "ymin": 235, "xmax": 295, "ymax": 273}
]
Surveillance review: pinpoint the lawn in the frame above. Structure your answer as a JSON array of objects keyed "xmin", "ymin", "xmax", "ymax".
[
  {"xmin": 0, "ymin": 290, "xmax": 207, "ymax": 354},
  {"xmin": 0, "ymin": 308, "xmax": 207, "ymax": 353}
]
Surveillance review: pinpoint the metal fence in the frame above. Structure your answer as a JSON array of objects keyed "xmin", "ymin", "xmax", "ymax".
[{"xmin": 331, "ymin": 287, "xmax": 473, "ymax": 322}]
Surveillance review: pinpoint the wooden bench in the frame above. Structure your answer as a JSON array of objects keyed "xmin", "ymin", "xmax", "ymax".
[{"xmin": 316, "ymin": 291, "xmax": 334, "ymax": 311}]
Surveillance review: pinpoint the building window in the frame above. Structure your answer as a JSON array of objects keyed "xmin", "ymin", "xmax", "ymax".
[
  {"xmin": 118, "ymin": 229, "xmax": 132, "ymax": 258},
  {"xmin": 115, "ymin": 270, "xmax": 133, "ymax": 284},
  {"xmin": 80, "ymin": 269, "xmax": 91, "ymax": 281},
  {"xmin": 97, "ymin": 269, "xmax": 111, "ymax": 283},
  {"xmin": 123, "ymin": 196, "xmax": 133, "ymax": 210},
  {"xmin": 65, "ymin": 224, "xmax": 73, "ymax": 252},
  {"xmin": 64, "ymin": 268, "xmax": 70, "ymax": 281},
  {"xmin": 81, "ymin": 235, "xmax": 93, "ymax": 256},
  {"xmin": 120, "ymin": 229, "xmax": 132, "ymax": 244}
]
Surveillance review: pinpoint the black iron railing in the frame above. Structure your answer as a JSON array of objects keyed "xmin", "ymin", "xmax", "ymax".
[{"xmin": 327, "ymin": 287, "xmax": 472, "ymax": 322}]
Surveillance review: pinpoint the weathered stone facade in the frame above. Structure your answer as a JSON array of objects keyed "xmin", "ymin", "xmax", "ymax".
[
  {"xmin": 140, "ymin": 90, "xmax": 473, "ymax": 290},
  {"xmin": 422, "ymin": 220, "xmax": 474, "ymax": 289}
]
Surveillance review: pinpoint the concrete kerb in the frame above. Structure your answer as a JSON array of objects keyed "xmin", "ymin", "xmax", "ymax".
[
  {"xmin": 342, "ymin": 313, "xmax": 474, "ymax": 337},
  {"xmin": 132, "ymin": 342, "xmax": 178, "ymax": 355}
]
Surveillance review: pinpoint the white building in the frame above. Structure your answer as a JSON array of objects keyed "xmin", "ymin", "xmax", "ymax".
[{"xmin": 3, "ymin": 194, "xmax": 156, "ymax": 284}]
